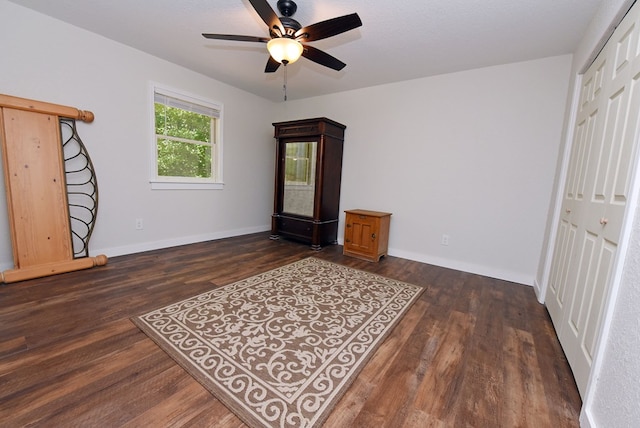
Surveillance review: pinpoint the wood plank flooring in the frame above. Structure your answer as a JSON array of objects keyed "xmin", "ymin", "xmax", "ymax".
[{"xmin": 0, "ymin": 232, "xmax": 581, "ymax": 427}]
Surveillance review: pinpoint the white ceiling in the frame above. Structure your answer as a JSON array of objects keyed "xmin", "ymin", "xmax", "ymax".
[{"xmin": 9, "ymin": 0, "xmax": 604, "ymax": 102}]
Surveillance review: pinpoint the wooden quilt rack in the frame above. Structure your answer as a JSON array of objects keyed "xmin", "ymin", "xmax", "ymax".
[{"xmin": 0, "ymin": 94, "xmax": 107, "ymax": 283}]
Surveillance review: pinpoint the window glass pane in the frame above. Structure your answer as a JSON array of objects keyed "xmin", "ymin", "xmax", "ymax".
[
  {"xmin": 285, "ymin": 142, "xmax": 313, "ymax": 184},
  {"xmin": 157, "ymin": 139, "xmax": 212, "ymax": 178},
  {"xmin": 155, "ymin": 103, "xmax": 212, "ymax": 143}
]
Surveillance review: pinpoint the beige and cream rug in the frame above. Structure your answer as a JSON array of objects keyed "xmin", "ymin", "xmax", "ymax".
[{"xmin": 132, "ymin": 257, "xmax": 423, "ymax": 428}]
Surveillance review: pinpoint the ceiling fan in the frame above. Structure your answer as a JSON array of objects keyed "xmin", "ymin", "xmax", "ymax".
[{"xmin": 202, "ymin": 0, "xmax": 362, "ymax": 73}]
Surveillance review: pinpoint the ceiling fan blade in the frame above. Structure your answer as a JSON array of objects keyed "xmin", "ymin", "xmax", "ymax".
[
  {"xmin": 202, "ymin": 33, "xmax": 269, "ymax": 43},
  {"xmin": 248, "ymin": 0, "xmax": 285, "ymax": 37},
  {"xmin": 265, "ymin": 56, "xmax": 281, "ymax": 73},
  {"xmin": 301, "ymin": 45, "xmax": 346, "ymax": 71},
  {"xmin": 295, "ymin": 13, "xmax": 362, "ymax": 42}
]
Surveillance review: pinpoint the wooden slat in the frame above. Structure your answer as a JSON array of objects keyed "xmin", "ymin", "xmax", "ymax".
[
  {"xmin": 1, "ymin": 108, "xmax": 72, "ymax": 268},
  {"xmin": 0, "ymin": 93, "xmax": 94, "ymax": 122},
  {"xmin": 0, "ymin": 233, "xmax": 582, "ymax": 426},
  {"xmin": 1, "ymin": 255, "xmax": 108, "ymax": 283}
]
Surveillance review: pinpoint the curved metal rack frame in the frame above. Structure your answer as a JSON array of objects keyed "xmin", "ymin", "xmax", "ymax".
[{"xmin": 60, "ymin": 118, "xmax": 99, "ymax": 259}]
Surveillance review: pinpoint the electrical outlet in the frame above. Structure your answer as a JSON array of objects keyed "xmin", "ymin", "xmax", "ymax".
[
  {"xmin": 441, "ymin": 234, "xmax": 450, "ymax": 246},
  {"xmin": 135, "ymin": 218, "xmax": 144, "ymax": 230}
]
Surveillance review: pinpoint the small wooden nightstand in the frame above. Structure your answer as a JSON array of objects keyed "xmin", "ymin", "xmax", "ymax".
[{"xmin": 343, "ymin": 210, "xmax": 392, "ymax": 262}]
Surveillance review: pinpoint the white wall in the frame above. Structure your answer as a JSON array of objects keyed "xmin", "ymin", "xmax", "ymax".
[
  {"xmin": 0, "ymin": 0, "xmax": 276, "ymax": 271},
  {"xmin": 274, "ymin": 55, "xmax": 572, "ymax": 285},
  {"xmin": 0, "ymin": 2, "xmax": 575, "ymax": 287}
]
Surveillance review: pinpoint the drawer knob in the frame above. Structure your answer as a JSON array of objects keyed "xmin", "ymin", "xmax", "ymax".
[
  {"xmin": 371, "ymin": 233, "xmax": 376, "ymax": 240},
  {"xmin": 346, "ymin": 224, "xmax": 351, "ymax": 228}
]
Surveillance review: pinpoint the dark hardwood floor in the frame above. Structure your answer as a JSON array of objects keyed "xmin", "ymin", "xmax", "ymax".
[{"xmin": 0, "ymin": 232, "xmax": 581, "ymax": 427}]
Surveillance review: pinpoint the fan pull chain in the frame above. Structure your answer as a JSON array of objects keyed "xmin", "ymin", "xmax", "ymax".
[{"xmin": 283, "ymin": 63, "xmax": 288, "ymax": 101}]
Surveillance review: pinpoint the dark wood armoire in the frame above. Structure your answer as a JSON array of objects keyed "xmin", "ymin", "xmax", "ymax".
[{"xmin": 270, "ymin": 117, "xmax": 345, "ymax": 250}]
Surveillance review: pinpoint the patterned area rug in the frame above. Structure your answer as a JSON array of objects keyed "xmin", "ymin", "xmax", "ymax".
[{"xmin": 132, "ymin": 257, "xmax": 423, "ymax": 428}]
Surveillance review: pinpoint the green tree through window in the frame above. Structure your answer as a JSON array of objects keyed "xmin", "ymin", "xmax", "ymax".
[{"xmin": 152, "ymin": 87, "xmax": 221, "ymax": 185}]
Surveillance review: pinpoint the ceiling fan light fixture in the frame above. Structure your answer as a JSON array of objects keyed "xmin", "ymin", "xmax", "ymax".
[{"xmin": 267, "ymin": 37, "xmax": 303, "ymax": 64}]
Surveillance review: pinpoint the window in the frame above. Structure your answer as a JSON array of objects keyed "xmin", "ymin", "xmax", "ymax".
[
  {"xmin": 285, "ymin": 141, "xmax": 316, "ymax": 185},
  {"xmin": 150, "ymin": 84, "xmax": 222, "ymax": 190}
]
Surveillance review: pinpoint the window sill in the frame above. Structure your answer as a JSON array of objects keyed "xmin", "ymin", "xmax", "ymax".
[{"xmin": 150, "ymin": 181, "xmax": 224, "ymax": 190}]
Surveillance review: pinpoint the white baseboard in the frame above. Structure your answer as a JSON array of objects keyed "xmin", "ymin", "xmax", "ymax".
[
  {"xmin": 4, "ymin": 230, "xmax": 535, "ymax": 287},
  {"xmin": 533, "ymin": 278, "xmax": 545, "ymax": 303},
  {"xmin": 91, "ymin": 225, "xmax": 270, "ymax": 259},
  {"xmin": 386, "ymin": 247, "xmax": 535, "ymax": 286}
]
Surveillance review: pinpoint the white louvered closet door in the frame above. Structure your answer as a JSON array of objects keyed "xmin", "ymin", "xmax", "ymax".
[{"xmin": 546, "ymin": 2, "xmax": 640, "ymax": 397}]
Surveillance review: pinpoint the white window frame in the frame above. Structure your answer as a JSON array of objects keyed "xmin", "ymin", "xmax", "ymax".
[{"xmin": 149, "ymin": 82, "xmax": 224, "ymax": 190}]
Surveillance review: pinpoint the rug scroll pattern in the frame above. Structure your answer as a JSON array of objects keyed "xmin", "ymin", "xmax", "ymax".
[{"xmin": 133, "ymin": 257, "xmax": 423, "ymax": 428}]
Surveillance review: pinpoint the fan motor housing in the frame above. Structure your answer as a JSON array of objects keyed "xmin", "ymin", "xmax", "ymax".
[{"xmin": 280, "ymin": 17, "xmax": 301, "ymax": 34}]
